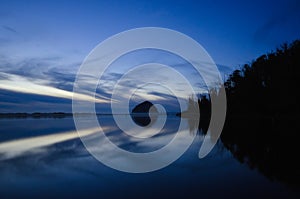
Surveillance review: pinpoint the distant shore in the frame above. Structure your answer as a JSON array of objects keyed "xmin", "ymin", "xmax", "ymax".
[
  {"xmin": 0, "ymin": 112, "xmax": 178, "ymax": 119},
  {"xmin": 0, "ymin": 112, "xmax": 73, "ymax": 119}
]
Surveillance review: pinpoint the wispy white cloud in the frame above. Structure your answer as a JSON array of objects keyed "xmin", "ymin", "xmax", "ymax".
[{"xmin": 0, "ymin": 72, "xmax": 109, "ymax": 104}]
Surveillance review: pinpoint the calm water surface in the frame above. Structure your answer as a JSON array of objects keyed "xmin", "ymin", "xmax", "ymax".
[{"xmin": 0, "ymin": 116, "xmax": 299, "ymax": 199}]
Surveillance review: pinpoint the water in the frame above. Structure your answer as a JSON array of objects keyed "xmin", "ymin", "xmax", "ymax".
[{"xmin": 0, "ymin": 116, "xmax": 299, "ymax": 199}]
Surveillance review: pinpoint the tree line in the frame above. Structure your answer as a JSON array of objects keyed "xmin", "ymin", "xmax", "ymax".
[{"xmin": 224, "ymin": 40, "xmax": 300, "ymax": 116}]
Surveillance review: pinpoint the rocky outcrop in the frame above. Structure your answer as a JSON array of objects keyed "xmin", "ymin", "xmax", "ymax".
[{"xmin": 131, "ymin": 101, "xmax": 157, "ymax": 126}]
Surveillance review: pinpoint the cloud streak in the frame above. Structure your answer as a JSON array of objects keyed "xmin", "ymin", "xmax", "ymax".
[
  {"xmin": 0, "ymin": 72, "xmax": 109, "ymax": 104},
  {"xmin": 254, "ymin": 0, "xmax": 300, "ymax": 43},
  {"xmin": 2, "ymin": 25, "xmax": 17, "ymax": 34}
]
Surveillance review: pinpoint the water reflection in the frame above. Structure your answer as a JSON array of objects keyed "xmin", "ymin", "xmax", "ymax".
[
  {"xmin": 179, "ymin": 111, "xmax": 300, "ymax": 187},
  {"xmin": 0, "ymin": 127, "xmax": 100, "ymax": 160},
  {"xmin": 221, "ymin": 116, "xmax": 300, "ymax": 186},
  {"xmin": 0, "ymin": 115, "xmax": 200, "ymax": 163},
  {"xmin": 0, "ymin": 116, "xmax": 299, "ymax": 198},
  {"xmin": 73, "ymin": 114, "xmax": 204, "ymax": 173}
]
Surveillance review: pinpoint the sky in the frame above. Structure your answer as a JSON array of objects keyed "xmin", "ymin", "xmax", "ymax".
[{"xmin": 0, "ymin": 0, "xmax": 299, "ymax": 113}]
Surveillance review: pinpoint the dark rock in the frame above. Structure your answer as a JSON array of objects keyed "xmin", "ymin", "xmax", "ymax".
[
  {"xmin": 132, "ymin": 101, "xmax": 155, "ymax": 113},
  {"xmin": 131, "ymin": 101, "xmax": 157, "ymax": 126}
]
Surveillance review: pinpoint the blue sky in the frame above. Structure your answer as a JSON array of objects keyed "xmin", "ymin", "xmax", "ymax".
[{"xmin": 0, "ymin": 0, "xmax": 299, "ymax": 112}]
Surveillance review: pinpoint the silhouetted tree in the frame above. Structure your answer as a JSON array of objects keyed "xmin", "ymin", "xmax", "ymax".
[
  {"xmin": 221, "ymin": 40, "xmax": 300, "ymax": 185},
  {"xmin": 182, "ymin": 39, "xmax": 300, "ymax": 185},
  {"xmin": 225, "ymin": 40, "xmax": 300, "ymax": 115}
]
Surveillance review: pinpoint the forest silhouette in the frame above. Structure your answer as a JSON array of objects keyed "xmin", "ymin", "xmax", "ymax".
[{"xmin": 183, "ymin": 40, "xmax": 300, "ymax": 185}]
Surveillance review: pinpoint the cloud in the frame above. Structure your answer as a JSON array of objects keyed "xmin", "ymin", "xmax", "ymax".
[
  {"xmin": 2, "ymin": 25, "xmax": 17, "ymax": 34},
  {"xmin": 254, "ymin": 0, "xmax": 300, "ymax": 43},
  {"xmin": 146, "ymin": 91, "xmax": 177, "ymax": 100},
  {"xmin": 5, "ymin": 57, "xmax": 62, "ymax": 78},
  {"xmin": 0, "ymin": 49, "xmax": 230, "ymax": 113},
  {"xmin": 0, "ymin": 72, "xmax": 109, "ymax": 104},
  {"xmin": 43, "ymin": 69, "xmax": 76, "ymax": 91},
  {"xmin": 0, "ymin": 88, "xmax": 73, "ymax": 112},
  {"xmin": 254, "ymin": 17, "xmax": 286, "ymax": 42},
  {"xmin": 0, "ymin": 72, "xmax": 10, "ymax": 80},
  {"xmin": 0, "ymin": 54, "xmax": 116, "ymax": 112}
]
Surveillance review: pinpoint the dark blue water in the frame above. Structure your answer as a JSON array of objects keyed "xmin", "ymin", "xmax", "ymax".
[{"xmin": 0, "ymin": 116, "xmax": 299, "ymax": 199}]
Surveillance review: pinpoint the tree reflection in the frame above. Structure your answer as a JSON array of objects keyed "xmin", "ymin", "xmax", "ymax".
[
  {"xmin": 221, "ymin": 40, "xmax": 300, "ymax": 186},
  {"xmin": 179, "ymin": 40, "xmax": 300, "ymax": 186},
  {"xmin": 221, "ymin": 116, "xmax": 299, "ymax": 186}
]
